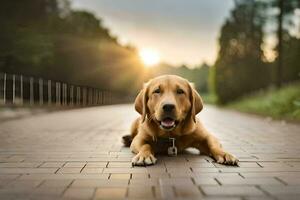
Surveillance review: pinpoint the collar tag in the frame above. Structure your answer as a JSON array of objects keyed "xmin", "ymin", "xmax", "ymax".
[{"xmin": 168, "ymin": 137, "xmax": 177, "ymax": 156}]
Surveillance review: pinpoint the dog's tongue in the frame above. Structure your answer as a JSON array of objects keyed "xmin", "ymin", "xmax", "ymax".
[{"xmin": 161, "ymin": 118, "xmax": 175, "ymax": 127}]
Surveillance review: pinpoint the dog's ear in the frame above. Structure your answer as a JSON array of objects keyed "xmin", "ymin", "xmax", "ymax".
[
  {"xmin": 134, "ymin": 83, "xmax": 149, "ymax": 123},
  {"xmin": 188, "ymin": 83, "xmax": 203, "ymax": 123}
]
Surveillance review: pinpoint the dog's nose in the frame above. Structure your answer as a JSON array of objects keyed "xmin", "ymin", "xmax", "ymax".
[{"xmin": 163, "ymin": 104, "xmax": 175, "ymax": 112}]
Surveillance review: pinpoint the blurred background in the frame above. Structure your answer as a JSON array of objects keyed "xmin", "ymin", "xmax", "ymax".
[{"xmin": 0, "ymin": 0, "xmax": 299, "ymax": 121}]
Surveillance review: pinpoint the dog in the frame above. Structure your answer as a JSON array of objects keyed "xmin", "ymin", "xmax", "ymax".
[{"xmin": 123, "ymin": 75, "xmax": 238, "ymax": 166}]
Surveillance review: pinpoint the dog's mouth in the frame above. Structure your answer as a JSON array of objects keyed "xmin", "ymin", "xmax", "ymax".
[{"xmin": 159, "ymin": 117, "xmax": 178, "ymax": 131}]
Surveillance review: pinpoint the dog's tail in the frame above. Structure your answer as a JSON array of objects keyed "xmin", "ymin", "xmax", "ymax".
[{"xmin": 122, "ymin": 135, "xmax": 132, "ymax": 147}]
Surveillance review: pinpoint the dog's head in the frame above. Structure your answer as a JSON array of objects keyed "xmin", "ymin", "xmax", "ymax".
[{"xmin": 135, "ymin": 75, "xmax": 203, "ymax": 132}]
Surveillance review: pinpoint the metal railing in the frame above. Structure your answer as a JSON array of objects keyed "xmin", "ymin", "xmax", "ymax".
[{"xmin": 0, "ymin": 73, "xmax": 112, "ymax": 107}]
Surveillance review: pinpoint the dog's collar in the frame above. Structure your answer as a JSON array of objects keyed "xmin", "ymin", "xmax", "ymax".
[
  {"xmin": 153, "ymin": 136, "xmax": 177, "ymax": 156},
  {"xmin": 168, "ymin": 137, "xmax": 177, "ymax": 156}
]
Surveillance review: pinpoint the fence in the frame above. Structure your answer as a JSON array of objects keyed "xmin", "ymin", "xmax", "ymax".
[{"xmin": 0, "ymin": 73, "xmax": 113, "ymax": 107}]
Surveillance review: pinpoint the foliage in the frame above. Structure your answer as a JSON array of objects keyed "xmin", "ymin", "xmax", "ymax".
[
  {"xmin": 227, "ymin": 82, "xmax": 300, "ymax": 121},
  {"xmin": 0, "ymin": 0, "xmax": 144, "ymax": 95},
  {"xmin": 211, "ymin": 0, "xmax": 271, "ymax": 104},
  {"xmin": 149, "ymin": 63, "xmax": 210, "ymax": 93},
  {"xmin": 210, "ymin": 0, "xmax": 300, "ymax": 104}
]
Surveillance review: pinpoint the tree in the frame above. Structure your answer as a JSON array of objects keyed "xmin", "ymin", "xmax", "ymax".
[
  {"xmin": 211, "ymin": 0, "xmax": 271, "ymax": 103},
  {"xmin": 0, "ymin": 0, "xmax": 145, "ymax": 95},
  {"xmin": 265, "ymin": 0, "xmax": 300, "ymax": 87}
]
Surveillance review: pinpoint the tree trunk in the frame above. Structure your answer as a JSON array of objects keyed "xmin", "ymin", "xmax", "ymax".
[{"xmin": 276, "ymin": 0, "xmax": 284, "ymax": 88}]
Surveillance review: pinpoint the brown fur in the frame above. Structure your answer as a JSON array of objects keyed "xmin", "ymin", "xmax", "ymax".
[{"xmin": 126, "ymin": 75, "xmax": 238, "ymax": 166}]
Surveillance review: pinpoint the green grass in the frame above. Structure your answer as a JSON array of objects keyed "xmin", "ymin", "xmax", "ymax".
[
  {"xmin": 201, "ymin": 93, "xmax": 218, "ymax": 105},
  {"xmin": 227, "ymin": 82, "xmax": 300, "ymax": 121}
]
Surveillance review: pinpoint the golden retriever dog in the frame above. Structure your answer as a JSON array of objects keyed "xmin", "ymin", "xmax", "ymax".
[{"xmin": 123, "ymin": 75, "xmax": 238, "ymax": 166}]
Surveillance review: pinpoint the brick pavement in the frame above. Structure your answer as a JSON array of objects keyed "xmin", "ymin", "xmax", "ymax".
[{"xmin": 0, "ymin": 104, "xmax": 300, "ymax": 200}]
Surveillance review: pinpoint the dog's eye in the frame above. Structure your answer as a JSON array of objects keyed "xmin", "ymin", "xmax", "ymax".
[
  {"xmin": 177, "ymin": 88, "xmax": 184, "ymax": 94},
  {"xmin": 153, "ymin": 88, "xmax": 161, "ymax": 94}
]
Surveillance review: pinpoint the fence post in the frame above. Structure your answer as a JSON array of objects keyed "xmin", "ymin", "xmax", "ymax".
[
  {"xmin": 3, "ymin": 73, "xmax": 6, "ymax": 104},
  {"xmin": 95, "ymin": 89, "xmax": 97, "ymax": 105},
  {"xmin": 39, "ymin": 78, "xmax": 43, "ymax": 106},
  {"xmin": 83, "ymin": 88, "xmax": 85, "ymax": 106},
  {"xmin": 65, "ymin": 84, "xmax": 67, "ymax": 105},
  {"xmin": 62, "ymin": 83, "xmax": 65, "ymax": 106},
  {"xmin": 20, "ymin": 75, "xmax": 23, "ymax": 106},
  {"xmin": 56, "ymin": 82, "xmax": 60, "ymax": 106},
  {"xmin": 48, "ymin": 80, "xmax": 51, "ymax": 105},
  {"xmin": 30, "ymin": 77, "xmax": 34, "ymax": 106},
  {"xmin": 70, "ymin": 85, "xmax": 74, "ymax": 106},
  {"xmin": 12, "ymin": 74, "xmax": 15, "ymax": 104},
  {"xmin": 76, "ymin": 87, "xmax": 80, "ymax": 106},
  {"xmin": 64, "ymin": 84, "xmax": 67, "ymax": 105}
]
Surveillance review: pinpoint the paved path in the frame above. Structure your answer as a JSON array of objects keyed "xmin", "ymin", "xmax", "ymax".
[{"xmin": 0, "ymin": 104, "xmax": 300, "ymax": 200}]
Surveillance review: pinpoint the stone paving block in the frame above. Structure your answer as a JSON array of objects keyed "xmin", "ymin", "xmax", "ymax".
[
  {"xmin": 20, "ymin": 173, "xmax": 109, "ymax": 180},
  {"xmin": 166, "ymin": 167, "xmax": 192, "ymax": 173},
  {"xmin": 275, "ymin": 195, "xmax": 300, "ymax": 200},
  {"xmin": 149, "ymin": 172, "xmax": 169, "ymax": 178},
  {"xmin": 0, "ymin": 168, "xmax": 57, "ymax": 174},
  {"xmin": 244, "ymin": 197, "xmax": 275, "ymax": 200},
  {"xmin": 94, "ymin": 187, "xmax": 127, "ymax": 199},
  {"xmin": 129, "ymin": 178, "xmax": 159, "ymax": 186},
  {"xmin": 72, "ymin": 179, "xmax": 129, "ymax": 187},
  {"xmin": 64, "ymin": 162, "xmax": 86, "ymax": 168},
  {"xmin": 81, "ymin": 167, "xmax": 103, "ymax": 174},
  {"xmin": 64, "ymin": 188, "xmax": 95, "ymax": 199},
  {"xmin": 193, "ymin": 172, "xmax": 241, "ymax": 178},
  {"xmin": 257, "ymin": 162, "xmax": 291, "ymax": 168},
  {"xmin": 85, "ymin": 162, "xmax": 107, "ymax": 168},
  {"xmin": 40, "ymin": 162, "xmax": 65, "ymax": 168},
  {"xmin": 201, "ymin": 186, "xmax": 265, "ymax": 196},
  {"xmin": 109, "ymin": 173, "xmax": 131, "ymax": 179},
  {"xmin": 156, "ymin": 185, "xmax": 176, "ymax": 199},
  {"xmin": 0, "ymin": 162, "xmax": 41, "ymax": 168},
  {"xmin": 193, "ymin": 177, "xmax": 219, "ymax": 185},
  {"xmin": 128, "ymin": 186, "xmax": 154, "ymax": 198},
  {"xmin": 0, "ymin": 174, "xmax": 20, "ymax": 180},
  {"xmin": 216, "ymin": 177, "xmax": 283, "ymax": 185},
  {"xmin": 8, "ymin": 180, "xmax": 43, "ymax": 189},
  {"xmin": 40, "ymin": 179, "xmax": 73, "ymax": 188},
  {"xmin": 57, "ymin": 167, "xmax": 82, "ymax": 174},
  {"xmin": 241, "ymin": 172, "xmax": 300, "ymax": 178},
  {"xmin": 220, "ymin": 167, "xmax": 300, "ymax": 173},
  {"xmin": 169, "ymin": 172, "xmax": 194, "ymax": 178},
  {"xmin": 192, "ymin": 168, "xmax": 220, "ymax": 173},
  {"xmin": 107, "ymin": 162, "xmax": 132, "ymax": 168},
  {"xmin": 277, "ymin": 176, "xmax": 300, "ymax": 185},
  {"xmin": 0, "ymin": 187, "xmax": 35, "ymax": 195},
  {"xmin": 189, "ymin": 162, "xmax": 216, "ymax": 168},
  {"xmin": 174, "ymin": 185, "xmax": 202, "ymax": 197},
  {"xmin": 260, "ymin": 185, "xmax": 300, "ymax": 195},
  {"xmin": 131, "ymin": 173, "xmax": 149, "ymax": 179},
  {"xmin": 159, "ymin": 178, "xmax": 194, "ymax": 186},
  {"xmin": 33, "ymin": 187, "xmax": 65, "ymax": 195},
  {"xmin": 0, "ymin": 179, "xmax": 14, "ymax": 188}
]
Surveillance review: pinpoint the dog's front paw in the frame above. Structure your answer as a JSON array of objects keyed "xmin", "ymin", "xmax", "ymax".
[
  {"xmin": 132, "ymin": 151, "xmax": 157, "ymax": 166},
  {"xmin": 214, "ymin": 152, "xmax": 239, "ymax": 166}
]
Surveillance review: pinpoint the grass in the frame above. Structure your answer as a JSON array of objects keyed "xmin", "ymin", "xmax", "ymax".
[
  {"xmin": 201, "ymin": 93, "xmax": 218, "ymax": 105},
  {"xmin": 227, "ymin": 82, "xmax": 300, "ymax": 122}
]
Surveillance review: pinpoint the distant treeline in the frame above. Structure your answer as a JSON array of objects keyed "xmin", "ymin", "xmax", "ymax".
[
  {"xmin": 210, "ymin": 0, "xmax": 300, "ymax": 103},
  {"xmin": 1, "ymin": 0, "xmax": 299, "ymax": 103},
  {"xmin": 0, "ymin": 0, "xmax": 146, "ymax": 96}
]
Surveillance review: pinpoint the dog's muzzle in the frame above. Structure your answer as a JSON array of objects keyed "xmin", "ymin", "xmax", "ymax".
[{"xmin": 159, "ymin": 117, "xmax": 178, "ymax": 131}]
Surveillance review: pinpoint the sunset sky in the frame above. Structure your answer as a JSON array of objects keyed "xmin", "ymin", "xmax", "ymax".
[{"xmin": 71, "ymin": 0, "xmax": 234, "ymax": 67}]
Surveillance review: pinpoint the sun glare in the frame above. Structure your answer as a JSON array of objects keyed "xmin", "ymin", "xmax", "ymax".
[{"xmin": 139, "ymin": 48, "xmax": 160, "ymax": 67}]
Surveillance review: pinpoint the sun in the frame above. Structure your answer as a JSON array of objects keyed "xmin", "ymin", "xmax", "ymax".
[{"xmin": 139, "ymin": 48, "xmax": 160, "ymax": 67}]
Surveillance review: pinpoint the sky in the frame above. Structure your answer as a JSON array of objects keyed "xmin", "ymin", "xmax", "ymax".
[{"xmin": 71, "ymin": 0, "xmax": 234, "ymax": 67}]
